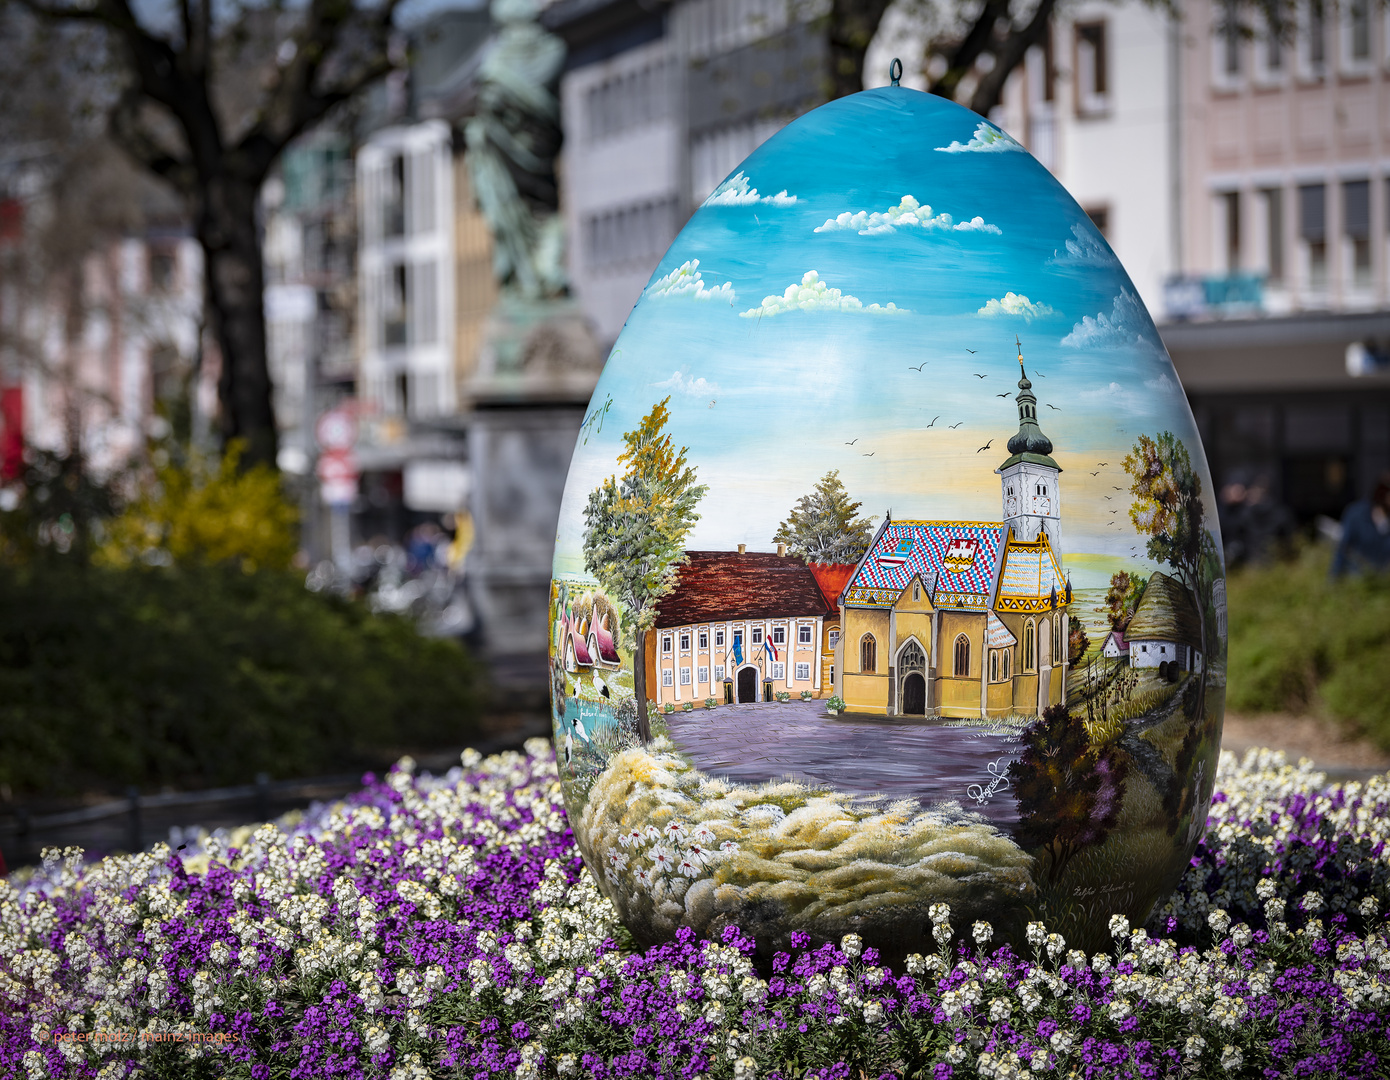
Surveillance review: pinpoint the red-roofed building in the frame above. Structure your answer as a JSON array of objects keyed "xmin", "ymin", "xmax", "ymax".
[{"xmin": 647, "ymin": 546, "xmax": 835, "ymax": 705}]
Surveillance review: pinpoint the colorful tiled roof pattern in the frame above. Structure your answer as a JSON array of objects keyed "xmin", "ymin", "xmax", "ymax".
[
  {"xmin": 986, "ymin": 611, "xmax": 1017, "ymax": 647},
  {"xmin": 995, "ymin": 534, "xmax": 1067, "ymax": 613},
  {"xmin": 807, "ymin": 563, "xmax": 857, "ymax": 610},
  {"xmin": 844, "ymin": 521, "xmax": 1004, "ymax": 609},
  {"xmin": 653, "ymin": 551, "xmax": 833, "ymax": 629}
]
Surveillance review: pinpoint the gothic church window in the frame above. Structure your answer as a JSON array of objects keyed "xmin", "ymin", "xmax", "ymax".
[
  {"xmin": 860, "ymin": 635, "xmax": 877, "ymax": 673},
  {"xmin": 953, "ymin": 634, "xmax": 970, "ymax": 676}
]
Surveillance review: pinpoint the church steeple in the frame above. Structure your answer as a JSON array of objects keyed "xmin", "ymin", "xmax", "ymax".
[
  {"xmin": 1000, "ymin": 337, "xmax": 1060, "ymax": 471},
  {"xmin": 996, "ymin": 338, "xmax": 1063, "ymax": 554}
]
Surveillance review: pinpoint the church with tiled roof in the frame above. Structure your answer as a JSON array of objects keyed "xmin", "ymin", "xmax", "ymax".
[{"xmin": 837, "ymin": 345, "xmax": 1072, "ymax": 719}]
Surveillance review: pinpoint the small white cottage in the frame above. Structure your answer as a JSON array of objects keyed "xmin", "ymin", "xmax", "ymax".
[
  {"xmin": 1101, "ymin": 628, "xmax": 1129, "ymax": 660},
  {"xmin": 1126, "ymin": 571, "xmax": 1203, "ymax": 674}
]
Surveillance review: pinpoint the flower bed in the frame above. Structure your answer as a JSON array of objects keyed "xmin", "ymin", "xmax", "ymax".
[{"xmin": 3, "ymin": 744, "xmax": 1389, "ymax": 1079}]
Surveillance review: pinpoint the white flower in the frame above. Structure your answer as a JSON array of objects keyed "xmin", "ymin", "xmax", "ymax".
[
  {"xmin": 1026, "ymin": 921, "xmax": 1047, "ymax": 949},
  {"xmin": 905, "ymin": 953, "xmax": 927, "ymax": 975},
  {"xmin": 1109, "ymin": 914, "xmax": 1130, "ymax": 939},
  {"xmin": 929, "ymin": 903, "xmax": 952, "ymax": 926},
  {"xmin": 862, "ymin": 999, "xmax": 884, "ymax": 1023},
  {"xmin": 840, "ymin": 934, "xmax": 862, "ymax": 959},
  {"xmin": 1300, "ymin": 891, "xmax": 1325, "ymax": 915},
  {"xmin": 972, "ymin": 921, "xmax": 994, "ymax": 946},
  {"xmin": 733, "ymin": 1057, "xmax": 758, "ymax": 1080},
  {"xmin": 1220, "ymin": 1044, "xmax": 1244, "ymax": 1071},
  {"xmin": 1208, "ymin": 908, "xmax": 1231, "ymax": 937},
  {"xmin": 1256, "ymin": 879, "xmax": 1277, "ymax": 900},
  {"xmin": 1184, "ymin": 1035, "xmax": 1207, "ymax": 1061}
]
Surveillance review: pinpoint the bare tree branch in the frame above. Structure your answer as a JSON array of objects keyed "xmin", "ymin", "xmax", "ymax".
[
  {"xmin": 969, "ymin": 0, "xmax": 1059, "ymax": 115},
  {"xmin": 929, "ymin": 0, "xmax": 1012, "ymax": 101}
]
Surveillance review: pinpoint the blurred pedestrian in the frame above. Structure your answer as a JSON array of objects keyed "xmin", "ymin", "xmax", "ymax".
[{"xmin": 1331, "ymin": 472, "xmax": 1390, "ymax": 577}]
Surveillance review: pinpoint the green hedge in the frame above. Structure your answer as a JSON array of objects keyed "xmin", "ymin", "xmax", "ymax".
[
  {"xmin": 1226, "ymin": 544, "xmax": 1390, "ymax": 746},
  {"xmin": 0, "ymin": 562, "xmax": 482, "ymax": 796}
]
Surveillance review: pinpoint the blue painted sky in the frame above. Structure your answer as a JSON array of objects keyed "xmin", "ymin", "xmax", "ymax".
[{"xmin": 553, "ymin": 87, "xmax": 1218, "ymax": 588}]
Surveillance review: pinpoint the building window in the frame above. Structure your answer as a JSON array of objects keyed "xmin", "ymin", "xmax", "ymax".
[
  {"xmin": 772, "ymin": 626, "xmax": 786, "ymax": 645},
  {"xmin": 1304, "ymin": 0, "xmax": 1327, "ymax": 77},
  {"xmin": 585, "ymin": 59, "xmax": 673, "ymax": 143},
  {"xmin": 860, "ymin": 634, "xmax": 877, "ymax": 673},
  {"xmin": 795, "ymin": 662, "xmax": 811, "ymax": 680},
  {"xmin": 1261, "ymin": 187, "xmax": 1285, "ymax": 283},
  {"xmin": 1257, "ymin": 10, "xmax": 1286, "ymax": 81},
  {"xmin": 732, "ymin": 630, "xmax": 743, "ymax": 653},
  {"xmin": 697, "ymin": 665, "xmax": 709, "ymax": 684},
  {"xmin": 1024, "ymin": 619, "xmax": 1037, "ymax": 672},
  {"xmin": 798, "ymin": 624, "xmax": 813, "ymax": 645},
  {"xmin": 771, "ymin": 662, "xmax": 785, "ymax": 679},
  {"xmin": 829, "ymin": 663, "xmax": 835, "ymax": 684},
  {"xmin": 954, "ymin": 634, "xmax": 970, "ymax": 677},
  {"xmin": 680, "ymin": 667, "xmax": 691, "ymax": 685},
  {"xmin": 828, "ymin": 629, "xmax": 840, "ymax": 650},
  {"xmin": 1344, "ymin": 179, "xmax": 1372, "ymax": 288},
  {"xmin": 752, "ymin": 628, "xmax": 763, "ymax": 645},
  {"xmin": 662, "ymin": 635, "xmax": 673, "ymax": 654},
  {"xmin": 1300, "ymin": 183, "xmax": 1327, "ymax": 289},
  {"xmin": 698, "ymin": 631, "xmax": 708, "ymax": 649},
  {"xmin": 989, "ymin": 648, "xmax": 1013, "ymax": 683},
  {"xmin": 149, "ymin": 248, "xmax": 176, "ymax": 290},
  {"xmin": 913, "ymin": 581, "xmax": 921, "ymax": 601},
  {"xmin": 1075, "ymin": 21, "xmax": 1109, "ymax": 115},
  {"xmin": 1055, "ymin": 616, "xmax": 1066, "ymax": 662},
  {"xmin": 715, "ymin": 629, "xmax": 725, "ymax": 647},
  {"xmin": 662, "ymin": 669, "xmax": 674, "ymax": 686},
  {"xmin": 679, "ymin": 632, "xmax": 691, "ymax": 651},
  {"xmin": 1218, "ymin": 190, "xmax": 1241, "ymax": 271},
  {"xmin": 1216, "ymin": 0, "xmax": 1242, "ymax": 84},
  {"xmin": 714, "ymin": 664, "xmax": 725, "ymax": 681},
  {"xmin": 1345, "ymin": 0, "xmax": 1371, "ymax": 68}
]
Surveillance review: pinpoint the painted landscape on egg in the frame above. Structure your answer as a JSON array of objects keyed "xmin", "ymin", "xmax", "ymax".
[{"xmin": 547, "ymin": 87, "xmax": 1227, "ymax": 959}]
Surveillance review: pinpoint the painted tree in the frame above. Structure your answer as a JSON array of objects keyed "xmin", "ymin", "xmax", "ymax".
[
  {"xmin": 1104, "ymin": 571, "xmax": 1146, "ymax": 631},
  {"xmin": 582, "ymin": 398, "xmax": 707, "ymax": 743},
  {"xmin": 13, "ymin": 0, "xmax": 406, "ymax": 469},
  {"xmin": 1124, "ymin": 432, "xmax": 1220, "ymax": 714},
  {"xmin": 772, "ymin": 469, "xmax": 874, "ymax": 564},
  {"xmin": 1009, "ymin": 703, "xmax": 1130, "ymax": 884}
]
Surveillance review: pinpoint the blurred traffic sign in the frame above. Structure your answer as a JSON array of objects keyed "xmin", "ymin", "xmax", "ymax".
[
  {"xmin": 317, "ymin": 449, "xmax": 358, "ymax": 506},
  {"xmin": 315, "ymin": 406, "xmax": 356, "ymax": 452}
]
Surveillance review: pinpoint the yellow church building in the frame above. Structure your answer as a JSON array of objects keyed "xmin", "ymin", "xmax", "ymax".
[{"xmin": 834, "ymin": 355, "xmax": 1072, "ymax": 719}]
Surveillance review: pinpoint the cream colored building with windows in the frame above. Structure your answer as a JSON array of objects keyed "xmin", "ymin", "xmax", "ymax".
[{"xmin": 646, "ymin": 548, "xmax": 836, "ymax": 705}]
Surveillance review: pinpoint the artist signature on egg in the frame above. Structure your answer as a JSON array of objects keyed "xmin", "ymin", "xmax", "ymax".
[{"xmin": 967, "ymin": 759, "xmax": 1011, "ymax": 805}]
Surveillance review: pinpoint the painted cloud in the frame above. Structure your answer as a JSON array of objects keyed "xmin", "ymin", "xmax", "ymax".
[
  {"xmin": 935, "ymin": 121, "xmax": 1026, "ymax": 154},
  {"xmin": 978, "ymin": 292, "xmax": 1054, "ymax": 320},
  {"xmin": 814, "ymin": 195, "xmax": 1000, "ymax": 236},
  {"xmin": 703, "ymin": 171, "xmax": 798, "ymax": 207},
  {"xmin": 739, "ymin": 270, "xmax": 907, "ymax": 318},
  {"xmin": 1061, "ymin": 288, "xmax": 1157, "ymax": 351},
  {"xmin": 646, "ymin": 260, "xmax": 736, "ymax": 302},
  {"xmin": 1049, "ymin": 222, "xmax": 1120, "ymax": 268},
  {"xmin": 653, "ymin": 369, "xmax": 721, "ymax": 396}
]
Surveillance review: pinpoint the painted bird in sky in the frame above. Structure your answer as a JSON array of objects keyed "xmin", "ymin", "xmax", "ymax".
[
  {"xmin": 925, "ymin": 416, "xmax": 940, "ymax": 428},
  {"xmin": 845, "ymin": 438, "xmax": 858, "ymax": 445},
  {"xmin": 976, "ymin": 439, "xmax": 994, "ymax": 453},
  {"xmin": 1046, "ymin": 403, "xmax": 1060, "ymax": 410},
  {"xmin": 965, "ymin": 348, "xmax": 977, "ymax": 354},
  {"xmin": 908, "ymin": 363, "xmax": 927, "ymax": 371},
  {"xmin": 995, "ymin": 392, "xmax": 1010, "ymax": 398},
  {"xmin": 1090, "ymin": 471, "xmax": 1100, "ymax": 476},
  {"xmin": 863, "ymin": 452, "xmax": 875, "ymax": 456},
  {"xmin": 950, "ymin": 422, "xmax": 964, "ymax": 428},
  {"xmin": 973, "ymin": 373, "xmax": 988, "ymax": 378},
  {"xmin": 1097, "ymin": 461, "xmax": 1108, "ymax": 466}
]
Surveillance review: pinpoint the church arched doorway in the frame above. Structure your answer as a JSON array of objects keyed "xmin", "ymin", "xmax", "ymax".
[
  {"xmin": 901, "ymin": 672, "xmax": 926, "ymax": 715},
  {"xmin": 736, "ymin": 665, "xmax": 759, "ymax": 703}
]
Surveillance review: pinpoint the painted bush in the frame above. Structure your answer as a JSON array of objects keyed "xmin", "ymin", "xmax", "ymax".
[{"xmin": 549, "ymin": 85, "xmax": 1226, "ymax": 959}]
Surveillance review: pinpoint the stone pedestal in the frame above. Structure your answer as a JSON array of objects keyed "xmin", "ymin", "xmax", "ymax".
[{"xmin": 465, "ymin": 293, "xmax": 601, "ymax": 696}]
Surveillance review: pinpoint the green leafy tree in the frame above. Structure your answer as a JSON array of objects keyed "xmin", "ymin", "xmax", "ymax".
[
  {"xmin": 772, "ymin": 469, "xmax": 874, "ymax": 564},
  {"xmin": 1067, "ymin": 619, "xmax": 1089, "ymax": 666},
  {"xmin": 1008, "ymin": 703, "xmax": 1129, "ymax": 884},
  {"xmin": 1104, "ymin": 571, "xmax": 1146, "ymax": 632},
  {"xmin": 582, "ymin": 398, "xmax": 707, "ymax": 743},
  {"xmin": 1124, "ymin": 432, "xmax": 1222, "ymax": 714}
]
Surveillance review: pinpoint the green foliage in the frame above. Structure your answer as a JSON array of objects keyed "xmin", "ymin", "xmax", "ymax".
[
  {"xmin": 0, "ymin": 561, "xmax": 481, "ymax": 797},
  {"xmin": 1103, "ymin": 571, "xmax": 1145, "ymax": 631},
  {"xmin": 97, "ymin": 442, "xmax": 298, "ymax": 571},
  {"xmin": 1226, "ymin": 544, "xmax": 1390, "ymax": 747},
  {"xmin": 1067, "ymin": 617, "xmax": 1089, "ymax": 666},
  {"xmin": 772, "ymin": 469, "xmax": 875, "ymax": 563},
  {"xmin": 0, "ymin": 448, "xmax": 118, "ymax": 563}
]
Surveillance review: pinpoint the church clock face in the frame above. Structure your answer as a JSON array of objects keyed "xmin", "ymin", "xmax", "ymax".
[
  {"xmin": 1005, "ymin": 494, "xmax": 1019, "ymax": 516},
  {"xmin": 1039, "ymin": 497, "xmax": 1051, "ymax": 514}
]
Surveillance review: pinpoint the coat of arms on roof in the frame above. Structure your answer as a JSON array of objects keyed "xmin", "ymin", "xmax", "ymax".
[{"xmin": 943, "ymin": 536, "xmax": 980, "ymax": 571}]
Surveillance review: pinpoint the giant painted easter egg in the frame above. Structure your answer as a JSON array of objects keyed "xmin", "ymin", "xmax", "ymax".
[{"xmin": 549, "ymin": 85, "xmax": 1226, "ymax": 960}]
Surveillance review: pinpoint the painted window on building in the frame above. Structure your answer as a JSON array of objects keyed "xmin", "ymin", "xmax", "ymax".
[
  {"xmin": 798, "ymin": 624, "xmax": 813, "ymax": 644},
  {"xmin": 698, "ymin": 631, "xmax": 708, "ymax": 649},
  {"xmin": 828, "ymin": 629, "xmax": 840, "ymax": 649},
  {"xmin": 772, "ymin": 626, "xmax": 786, "ymax": 645},
  {"xmin": 954, "ymin": 634, "xmax": 970, "ymax": 677},
  {"xmin": 1024, "ymin": 619, "xmax": 1037, "ymax": 672},
  {"xmin": 680, "ymin": 667, "xmax": 691, "ymax": 685},
  {"xmin": 714, "ymin": 664, "xmax": 725, "ymax": 681},
  {"xmin": 860, "ymin": 634, "xmax": 877, "ymax": 673},
  {"xmin": 662, "ymin": 670, "xmax": 673, "ymax": 686},
  {"xmin": 662, "ymin": 635, "xmax": 672, "ymax": 653},
  {"xmin": 771, "ymin": 662, "xmax": 785, "ymax": 679},
  {"xmin": 680, "ymin": 632, "xmax": 691, "ymax": 651},
  {"xmin": 698, "ymin": 666, "xmax": 709, "ymax": 683},
  {"xmin": 795, "ymin": 662, "xmax": 810, "ymax": 680},
  {"xmin": 715, "ymin": 629, "xmax": 725, "ymax": 646},
  {"xmin": 752, "ymin": 627, "xmax": 763, "ymax": 644}
]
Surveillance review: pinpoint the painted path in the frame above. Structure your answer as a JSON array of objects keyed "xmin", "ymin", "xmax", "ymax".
[{"xmin": 665, "ymin": 701, "xmax": 1027, "ymax": 827}]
